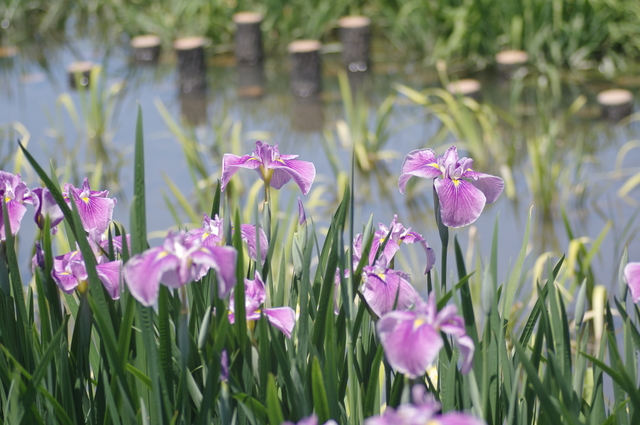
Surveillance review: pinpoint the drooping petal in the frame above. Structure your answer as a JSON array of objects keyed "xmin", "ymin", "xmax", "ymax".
[
  {"xmin": 96, "ymin": 260, "xmax": 122, "ymax": 300},
  {"xmin": 268, "ymin": 168, "xmax": 293, "ymax": 190},
  {"xmin": 463, "ymin": 171, "xmax": 504, "ymax": 204},
  {"xmin": 264, "ymin": 307, "xmax": 296, "ymax": 338},
  {"xmin": 52, "ymin": 265, "xmax": 80, "ymax": 293},
  {"xmin": 434, "ymin": 177, "xmax": 486, "ymax": 228},
  {"xmin": 270, "ymin": 158, "xmax": 316, "ymax": 195},
  {"xmin": 455, "ymin": 334, "xmax": 475, "ymax": 374},
  {"xmin": 362, "ymin": 267, "xmax": 418, "ymax": 317},
  {"xmin": 240, "ymin": 224, "xmax": 268, "ymax": 264},
  {"xmin": 191, "ymin": 245, "xmax": 237, "ymax": 298},
  {"xmin": 220, "ymin": 154, "xmax": 262, "ymax": 192},
  {"xmin": 378, "ymin": 310, "xmax": 443, "ymax": 378},
  {"xmin": 398, "ymin": 149, "xmax": 442, "ymax": 194},
  {"xmin": 124, "ymin": 248, "xmax": 179, "ymax": 306},
  {"xmin": 624, "ymin": 262, "xmax": 640, "ymax": 303},
  {"xmin": 0, "ymin": 200, "xmax": 26, "ymax": 240},
  {"xmin": 32, "ymin": 187, "xmax": 65, "ymax": 232}
]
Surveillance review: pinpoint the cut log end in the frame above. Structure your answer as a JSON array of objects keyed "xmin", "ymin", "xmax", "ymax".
[
  {"xmin": 174, "ymin": 37, "xmax": 207, "ymax": 51},
  {"xmin": 233, "ymin": 12, "xmax": 263, "ymax": 24},
  {"xmin": 495, "ymin": 50, "xmax": 529, "ymax": 65},
  {"xmin": 338, "ymin": 16, "xmax": 371, "ymax": 28},
  {"xmin": 288, "ymin": 40, "xmax": 322, "ymax": 53},
  {"xmin": 446, "ymin": 79, "xmax": 482, "ymax": 95},
  {"xmin": 130, "ymin": 35, "xmax": 161, "ymax": 49},
  {"xmin": 597, "ymin": 89, "xmax": 633, "ymax": 106}
]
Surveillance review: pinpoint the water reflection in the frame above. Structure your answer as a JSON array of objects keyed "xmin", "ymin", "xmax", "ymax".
[
  {"xmin": 291, "ymin": 94, "xmax": 324, "ymax": 132},
  {"xmin": 237, "ymin": 63, "xmax": 265, "ymax": 99},
  {"xmin": 180, "ymin": 89, "xmax": 208, "ymax": 127}
]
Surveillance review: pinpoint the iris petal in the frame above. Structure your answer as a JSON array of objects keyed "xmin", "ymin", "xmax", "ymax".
[
  {"xmin": 264, "ymin": 307, "xmax": 296, "ymax": 338},
  {"xmin": 271, "ymin": 159, "xmax": 316, "ymax": 195},
  {"xmin": 378, "ymin": 311, "xmax": 443, "ymax": 378},
  {"xmin": 434, "ymin": 178, "xmax": 486, "ymax": 228},
  {"xmin": 220, "ymin": 154, "xmax": 261, "ymax": 192},
  {"xmin": 398, "ymin": 149, "xmax": 442, "ymax": 194},
  {"xmin": 124, "ymin": 248, "xmax": 179, "ymax": 306},
  {"xmin": 624, "ymin": 262, "xmax": 640, "ymax": 303}
]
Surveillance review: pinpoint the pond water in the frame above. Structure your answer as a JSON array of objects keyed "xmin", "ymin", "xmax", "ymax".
[{"xmin": 1, "ymin": 32, "xmax": 640, "ymax": 302}]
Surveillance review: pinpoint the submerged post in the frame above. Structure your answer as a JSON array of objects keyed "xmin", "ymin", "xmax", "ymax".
[
  {"xmin": 130, "ymin": 35, "xmax": 162, "ymax": 63},
  {"xmin": 495, "ymin": 50, "xmax": 528, "ymax": 79},
  {"xmin": 338, "ymin": 16, "xmax": 371, "ymax": 73},
  {"xmin": 446, "ymin": 79, "xmax": 482, "ymax": 101},
  {"xmin": 237, "ymin": 63, "xmax": 265, "ymax": 98},
  {"xmin": 288, "ymin": 40, "xmax": 322, "ymax": 98},
  {"xmin": 233, "ymin": 12, "xmax": 264, "ymax": 65},
  {"xmin": 174, "ymin": 36, "xmax": 207, "ymax": 94},
  {"xmin": 67, "ymin": 61, "xmax": 95, "ymax": 89},
  {"xmin": 597, "ymin": 89, "xmax": 634, "ymax": 121}
]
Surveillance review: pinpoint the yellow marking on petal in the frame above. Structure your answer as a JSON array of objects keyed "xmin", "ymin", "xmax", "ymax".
[
  {"xmin": 4, "ymin": 197, "xmax": 10, "ymax": 203},
  {"xmin": 452, "ymin": 179, "xmax": 460, "ymax": 187},
  {"xmin": 81, "ymin": 197, "xmax": 90, "ymax": 203},
  {"xmin": 466, "ymin": 168, "xmax": 473, "ymax": 171},
  {"xmin": 59, "ymin": 272, "xmax": 70, "ymax": 275},
  {"xmin": 156, "ymin": 251, "xmax": 169, "ymax": 259},
  {"xmin": 426, "ymin": 419, "xmax": 440, "ymax": 425},
  {"xmin": 276, "ymin": 158, "xmax": 285, "ymax": 164},
  {"xmin": 377, "ymin": 273, "xmax": 386, "ymax": 281},
  {"xmin": 201, "ymin": 232, "xmax": 210, "ymax": 240},
  {"xmin": 413, "ymin": 318, "xmax": 425, "ymax": 329},
  {"xmin": 428, "ymin": 163, "xmax": 439, "ymax": 169},
  {"xmin": 248, "ymin": 157, "xmax": 260, "ymax": 161},
  {"xmin": 69, "ymin": 251, "xmax": 80, "ymax": 259}
]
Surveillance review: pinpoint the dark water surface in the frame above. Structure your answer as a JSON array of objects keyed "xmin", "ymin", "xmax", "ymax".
[{"xmin": 1, "ymin": 34, "xmax": 640, "ymax": 303}]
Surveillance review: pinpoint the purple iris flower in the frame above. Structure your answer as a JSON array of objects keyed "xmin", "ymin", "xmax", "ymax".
[
  {"xmin": 63, "ymin": 178, "xmax": 116, "ymax": 234},
  {"xmin": 364, "ymin": 385, "xmax": 485, "ymax": 425},
  {"xmin": 185, "ymin": 214, "xmax": 268, "ymax": 264},
  {"xmin": 361, "ymin": 260, "xmax": 418, "ymax": 317},
  {"xmin": 377, "ymin": 293, "xmax": 474, "ymax": 378},
  {"xmin": 220, "ymin": 141, "xmax": 316, "ymax": 195},
  {"xmin": 0, "ymin": 171, "xmax": 32, "ymax": 240},
  {"xmin": 229, "ymin": 271, "xmax": 296, "ymax": 338},
  {"xmin": 353, "ymin": 215, "xmax": 435, "ymax": 274},
  {"xmin": 32, "ymin": 187, "xmax": 64, "ymax": 234},
  {"xmin": 398, "ymin": 146, "xmax": 504, "ymax": 228},
  {"xmin": 51, "ymin": 249, "xmax": 122, "ymax": 300},
  {"xmin": 123, "ymin": 231, "xmax": 237, "ymax": 306},
  {"xmin": 282, "ymin": 415, "xmax": 338, "ymax": 425},
  {"xmin": 624, "ymin": 262, "xmax": 640, "ymax": 302}
]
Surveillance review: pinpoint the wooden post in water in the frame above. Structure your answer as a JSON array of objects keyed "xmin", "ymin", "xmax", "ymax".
[
  {"xmin": 0, "ymin": 46, "xmax": 18, "ymax": 59},
  {"xmin": 174, "ymin": 37, "xmax": 207, "ymax": 94},
  {"xmin": 338, "ymin": 16, "xmax": 371, "ymax": 72},
  {"xmin": 597, "ymin": 89, "xmax": 633, "ymax": 121},
  {"xmin": 446, "ymin": 79, "xmax": 482, "ymax": 101},
  {"xmin": 233, "ymin": 12, "xmax": 264, "ymax": 65},
  {"xmin": 495, "ymin": 50, "xmax": 529, "ymax": 79},
  {"xmin": 288, "ymin": 40, "xmax": 322, "ymax": 98},
  {"xmin": 67, "ymin": 61, "xmax": 94, "ymax": 89},
  {"xmin": 130, "ymin": 35, "xmax": 161, "ymax": 63}
]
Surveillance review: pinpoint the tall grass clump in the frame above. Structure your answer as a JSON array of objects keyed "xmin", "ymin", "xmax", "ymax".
[{"xmin": 0, "ymin": 107, "xmax": 638, "ymax": 425}]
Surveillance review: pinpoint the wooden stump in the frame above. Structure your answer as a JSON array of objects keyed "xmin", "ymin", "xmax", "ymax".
[
  {"xmin": 131, "ymin": 35, "xmax": 161, "ymax": 63},
  {"xmin": 495, "ymin": 50, "xmax": 529, "ymax": 79},
  {"xmin": 446, "ymin": 79, "xmax": 482, "ymax": 101},
  {"xmin": 291, "ymin": 94, "xmax": 324, "ymax": 132},
  {"xmin": 174, "ymin": 37, "xmax": 207, "ymax": 94},
  {"xmin": 338, "ymin": 16, "xmax": 371, "ymax": 72},
  {"xmin": 237, "ymin": 63, "xmax": 265, "ymax": 98},
  {"xmin": 289, "ymin": 40, "xmax": 322, "ymax": 98},
  {"xmin": 597, "ymin": 89, "xmax": 633, "ymax": 121},
  {"xmin": 67, "ymin": 61, "xmax": 94, "ymax": 89},
  {"xmin": 233, "ymin": 12, "xmax": 264, "ymax": 65}
]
